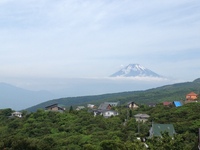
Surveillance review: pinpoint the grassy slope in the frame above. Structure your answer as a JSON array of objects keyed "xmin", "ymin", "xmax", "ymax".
[{"xmin": 26, "ymin": 78, "xmax": 200, "ymax": 112}]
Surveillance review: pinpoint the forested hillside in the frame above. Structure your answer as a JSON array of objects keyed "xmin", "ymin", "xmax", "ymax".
[
  {"xmin": 26, "ymin": 78, "xmax": 200, "ymax": 112},
  {"xmin": 0, "ymin": 102, "xmax": 199, "ymax": 149}
]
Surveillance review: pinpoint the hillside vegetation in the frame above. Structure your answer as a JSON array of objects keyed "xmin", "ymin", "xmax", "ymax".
[
  {"xmin": 26, "ymin": 78, "xmax": 200, "ymax": 112},
  {"xmin": 0, "ymin": 102, "xmax": 200, "ymax": 149}
]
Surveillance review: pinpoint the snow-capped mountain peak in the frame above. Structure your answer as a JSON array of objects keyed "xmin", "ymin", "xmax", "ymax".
[{"xmin": 110, "ymin": 64, "xmax": 162, "ymax": 77}]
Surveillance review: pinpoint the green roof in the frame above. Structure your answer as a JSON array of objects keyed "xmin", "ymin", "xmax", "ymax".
[{"xmin": 150, "ymin": 123, "xmax": 176, "ymax": 137}]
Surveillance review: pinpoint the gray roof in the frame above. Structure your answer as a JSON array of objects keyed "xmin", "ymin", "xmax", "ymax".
[
  {"xmin": 98, "ymin": 103, "xmax": 111, "ymax": 110},
  {"xmin": 147, "ymin": 103, "xmax": 157, "ymax": 106},
  {"xmin": 77, "ymin": 106, "xmax": 85, "ymax": 109},
  {"xmin": 127, "ymin": 101, "xmax": 137, "ymax": 105},
  {"xmin": 45, "ymin": 103, "xmax": 65, "ymax": 109},
  {"xmin": 102, "ymin": 109, "xmax": 118, "ymax": 115},
  {"xmin": 104, "ymin": 102, "xmax": 120, "ymax": 106},
  {"xmin": 94, "ymin": 109, "xmax": 117, "ymax": 113},
  {"xmin": 12, "ymin": 111, "xmax": 22, "ymax": 115},
  {"xmin": 45, "ymin": 103, "xmax": 65, "ymax": 111},
  {"xmin": 134, "ymin": 114, "xmax": 150, "ymax": 118}
]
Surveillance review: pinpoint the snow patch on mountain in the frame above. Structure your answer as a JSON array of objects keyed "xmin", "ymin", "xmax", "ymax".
[{"xmin": 110, "ymin": 64, "xmax": 162, "ymax": 78}]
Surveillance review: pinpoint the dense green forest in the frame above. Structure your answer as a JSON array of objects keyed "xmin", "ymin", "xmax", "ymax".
[
  {"xmin": 26, "ymin": 78, "xmax": 200, "ymax": 112},
  {"xmin": 1, "ymin": 102, "xmax": 200, "ymax": 149}
]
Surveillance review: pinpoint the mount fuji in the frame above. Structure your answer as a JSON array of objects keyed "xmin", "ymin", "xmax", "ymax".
[{"xmin": 110, "ymin": 64, "xmax": 162, "ymax": 78}]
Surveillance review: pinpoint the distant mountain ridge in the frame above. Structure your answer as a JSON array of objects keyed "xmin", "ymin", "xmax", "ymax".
[
  {"xmin": 0, "ymin": 82, "xmax": 57, "ymax": 110},
  {"xmin": 26, "ymin": 78, "xmax": 200, "ymax": 112},
  {"xmin": 110, "ymin": 64, "xmax": 162, "ymax": 77}
]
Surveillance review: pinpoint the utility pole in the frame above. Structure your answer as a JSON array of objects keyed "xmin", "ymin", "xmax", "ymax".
[
  {"xmin": 198, "ymin": 128, "xmax": 200, "ymax": 150},
  {"xmin": 138, "ymin": 121, "xmax": 140, "ymax": 134},
  {"xmin": 127, "ymin": 109, "xmax": 129, "ymax": 121}
]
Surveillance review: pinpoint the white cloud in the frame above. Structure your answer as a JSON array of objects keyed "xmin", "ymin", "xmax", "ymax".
[{"xmin": 0, "ymin": 0, "xmax": 200, "ymax": 81}]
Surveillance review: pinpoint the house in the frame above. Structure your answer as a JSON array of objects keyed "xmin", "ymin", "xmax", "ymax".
[
  {"xmin": 93, "ymin": 110, "xmax": 102, "ymax": 116},
  {"xmin": 11, "ymin": 111, "xmax": 22, "ymax": 118},
  {"xmin": 186, "ymin": 92, "xmax": 198, "ymax": 101},
  {"xmin": 149, "ymin": 123, "xmax": 176, "ymax": 138},
  {"xmin": 173, "ymin": 101, "xmax": 183, "ymax": 107},
  {"xmin": 163, "ymin": 101, "xmax": 172, "ymax": 106},
  {"xmin": 45, "ymin": 103, "xmax": 66, "ymax": 112},
  {"xmin": 76, "ymin": 106, "xmax": 85, "ymax": 111},
  {"xmin": 98, "ymin": 103, "xmax": 111, "ymax": 110},
  {"xmin": 127, "ymin": 102, "xmax": 139, "ymax": 109},
  {"xmin": 134, "ymin": 114, "xmax": 150, "ymax": 122},
  {"xmin": 102, "ymin": 110, "xmax": 119, "ymax": 118},
  {"xmin": 94, "ymin": 102, "xmax": 119, "ymax": 118},
  {"xmin": 94, "ymin": 110, "xmax": 119, "ymax": 118},
  {"xmin": 103, "ymin": 101, "xmax": 120, "ymax": 107},
  {"xmin": 147, "ymin": 103, "xmax": 157, "ymax": 107},
  {"xmin": 87, "ymin": 104, "xmax": 96, "ymax": 109}
]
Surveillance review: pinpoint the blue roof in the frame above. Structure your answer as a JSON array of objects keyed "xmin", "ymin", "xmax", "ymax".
[{"xmin": 174, "ymin": 101, "xmax": 182, "ymax": 107}]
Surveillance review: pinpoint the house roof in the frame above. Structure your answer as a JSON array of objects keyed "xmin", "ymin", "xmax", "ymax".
[
  {"xmin": 87, "ymin": 104, "xmax": 95, "ymax": 107},
  {"xmin": 147, "ymin": 103, "xmax": 157, "ymax": 106},
  {"xmin": 45, "ymin": 103, "xmax": 65, "ymax": 109},
  {"xmin": 127, "ymin": 102, "xmax": 139, "ymax": 107},
  {"xmin": 104, "ymin": 102, "xmax": 119, "ymax": 106},
  {"xmin": 98, "ymin": 103, "xmax": 111, "ymax": 110},
  {"xmin": 101, "ymin": 110, "xmax": 118, "ymax": 114},
  {"xmin": 150, "ymin": 123, "xmax": 176, "ymax": 137},
  {"xmin": 12, "ymin": 111, "xmax": 22, "ymax": 115},
  {"xmin": 173, "ymin": 101, "xmax": 182, "ymax": 107},
  {"xmin": 77, "ymin": 106, "xmax": 85, "ymax": 109},
  {"xmin": 163, "ymin": 102, "xmax": 172, "ymax": 106},
  {"xmin": 94, "ymin": 109, "xmax": 118, "ymax": 114},
  {"xmin": 127, "ymin": 101, "xmax": 137, "ymax": 105},
  {"xmin": 187, "ymin": 92, "xmax": 198, "ymax": 96},
  {"xmin": 76, "ymin": 106, "xmax": 85, "ymax": 110},
  {"xmin": 134, "ymin": 114, "xmax": 150, "ymax": 118},
  {"xmin": 94, "ymin": 110, "xmax": 119, "ymax": 118}
]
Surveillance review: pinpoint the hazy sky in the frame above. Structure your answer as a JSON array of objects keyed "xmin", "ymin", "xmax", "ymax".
[{"xmin": 1, "ymin": 0, "xmax": 200, "ymax": 85}]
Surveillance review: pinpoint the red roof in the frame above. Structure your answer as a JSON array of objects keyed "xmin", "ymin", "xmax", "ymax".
[
  {"xmin": 163, "ymin": 102, "xmax": 172, "ymax": 106},
  {"xmin": 187, "ymin": 92, "xmax": 198, "ymax": 96}
]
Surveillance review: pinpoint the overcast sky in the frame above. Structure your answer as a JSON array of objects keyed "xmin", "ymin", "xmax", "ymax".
[{"xmin": 1, "ymin": 0, "xmax": 200, "ymax": 86}]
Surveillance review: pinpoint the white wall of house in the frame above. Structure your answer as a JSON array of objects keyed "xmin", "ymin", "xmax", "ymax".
[
  {"xmin": 12, "ymin": 112, "xmax": 22, "ymax": 118},
  {"xmin": 103, "ymin": 111, "xmax": 118, "ymax": 117}
]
